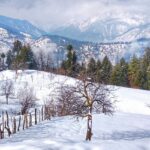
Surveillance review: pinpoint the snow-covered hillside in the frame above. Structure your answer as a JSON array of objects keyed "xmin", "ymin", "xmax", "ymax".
[
  {"xmin": 0, "ymin": 70, "xmax": 150, "ymax": 150},
  {"xmin": 0, "ymin": 26, "xmax": 148, "ymax": 65},
  {"xmin": 0, "ymin": 15, "xmax": 44, "ymax": 38},
  {"xmin": 0, "ymin": 70, "xmax": 150, "ymax": 114}
]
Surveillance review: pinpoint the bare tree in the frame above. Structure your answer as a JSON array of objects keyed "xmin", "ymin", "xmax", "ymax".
[
  {"xmin": 43, "ymin": 99, "xmax": 57, "ymax": 119},
  {"xmin": 17, "ymin": 85, "xmax": 36, "ymax": 115},
  {"xmin": 57, "ymin": 72, "xmax": 115, "ymax": 141},
  {"xmin": 0, "ymin": 80, "xmax": 14, "ymax": 104},
  {"xmin": 35, "ymin": 50, "xmax": 54, "ymax": 71},
  {"xmin": 57, "ymin": 85, "xmax": 83, "ymax": 116}
]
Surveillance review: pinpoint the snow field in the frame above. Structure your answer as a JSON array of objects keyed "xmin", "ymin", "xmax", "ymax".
[{"xmin": 0, "ymin": 70, "xmax": 150, "ymax": 150}]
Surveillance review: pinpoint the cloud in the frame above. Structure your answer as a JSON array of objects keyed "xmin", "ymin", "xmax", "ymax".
[{"xmin": 0, "ymin": 0, "xmax": 149, "ymax": 30}]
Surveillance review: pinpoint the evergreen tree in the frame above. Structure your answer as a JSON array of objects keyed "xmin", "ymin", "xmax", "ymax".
[
  {"xmin": 147, "ymin": 65, "xmax": 150, "ymax": 89},
  {"xmin": 12, "ymin": 40, "xmax": 22, "ymax": 56},
  {"xmin": 95, "ymin": 60, "xmax": 102, "ymax": 82},
  {"xmin": 20, "ymin": 45, "xmax": 37, "ymax": 69},
  {"xmin": 78, "ymin": 62, "xmax": 86, "ymax": 76},
  {"xmin": 61, "ymin": 45, "xmax": 77, "ymax": 77},
  {"xmin": 11, "ymin": 42, "xmax": 37, "ymax": 71},
  {"xmin": 142, "ymin": 47, "xmax": 150, "ymax": 67},
  {"xmin": 6, "ymin": 50, "xmax": 13, "ymax": 69},
  {"xmin": 72, "ymin": 50, "xmax": 77, "ymax": 74},
  {"xmin": 128, "ymin": 55, "xmax": 140, "ymax": 88},
  {"xmin": 111, "ymin": 63, "xmax": 120, "ymax": 85},
  {"xmin": 101, "ymin": 56, "xmax": 112, "ymax": 84},
  {"xmin": 142, "ymin": 47, "xmax": 150, "ymax": 89},
  {"xmin": 1, "ymin": 53, "xmax": 5, "ymax": 70},
  {"xmin": 87, "ymin": 58, "xmax": 96, "ymax": 78},
  {"xmin": 111, "ymin": 58, "xmax": 129, "ymax": 87},
  {"xmin": 136, "ymin": 66, "xmax": 148, "ymax": 89}
]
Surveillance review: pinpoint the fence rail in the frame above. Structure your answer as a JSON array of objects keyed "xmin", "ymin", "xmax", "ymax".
[{"xmin": 0, "ymin": 106, "xmax": 52, "ymax": 140}]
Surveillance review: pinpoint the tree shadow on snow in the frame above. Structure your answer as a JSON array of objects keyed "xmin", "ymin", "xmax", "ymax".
[{"xmin": 100, "ymin": 130, "xmax": 150, "ymax": 141}]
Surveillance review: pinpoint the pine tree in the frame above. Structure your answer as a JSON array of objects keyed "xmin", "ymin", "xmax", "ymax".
[
  {"xmin": 95, "ymin": 60, "xmax": 102, "ymax": 82},
  {"xmin": 128, "ymin": 55, "xmax": 140, "ymax": 88},
  {"xmin": 11, "ymin": 42, "xmax": 37, "ymax": 71},
  {"xmin": 12, "ymin": 40, "xmax": 22, "ymax": 56},
  {"xmin": 142, "ymin": 47, "xmax": 150, "ymax": 67},
  {"xmin": 61, "ymin": 45, "xmax": 77, "ymax": 77},
  {"xmin": 1, "ymin": 53, "xmax": 5, "ymax": 70},
  {"xmin": 142, "ymin": 48, "xmax": 150, "ymax": 89},
  {"xmin": 6, "ymin": 50, "xmax": 13, "ymax": 69},
  {"xmin": 101, "ymin": 56, "xmax": 112, "ymax": 84},
  {"xmin": 72, "ymin": 50, "xmax": 77, "ymax": 74},
  {"xmin": 111, "ymin": 63, "xmax": 120, "ymax": 85},
  {"xmin": 78, "ymin": 62, "xmax": 86, "ymax": 76},
  {"xmin": 20, "ymin": 45, "xmax": 37, "ymax": 69},
  {"xmin": 87, "ymin": 58, "xmax": 96, "ymax": 79},
  {"xmin": 111, "ymin": 58, "xmax": 129, "ymax": 87},
  {"xmin": 136, "ymin": 65, "xmax": 148, "ymax": 89},
  {"xmin": 147, "ymin": 65, "xmax": 150, "ymax": 89}
]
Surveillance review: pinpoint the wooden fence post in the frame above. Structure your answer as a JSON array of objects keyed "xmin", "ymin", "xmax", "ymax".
[
  {"xmin": 41, "ymin": 106, "xmax": 44, "ymax": 121},
  {"xmin": 13, "ymin": 117, "xmax": 16, "ymax": 134},
  {"xmin": 0, "ymin": 107, "xmax": 49, "ymax": 140},
  {"xmin": 23, "ymin": 115, "xmax": 25, "ymax": 130},
  {"xmin": 17, "ymin": 116, "xmax": 21, "ymax": 132},
  {"xmin": 6, "ymin": 111, "xmax": 9, "ymax": 127},
  {"xmin": 35, "ymin": 108, "xmax": 37, "ymax": 125},
  {"xmin": 39, "ymin": 110, "xmax": 41, "ymax": 122},
  {"xmin": 2, "ymin": 111, "xmax": 4, "ymax": 138},
  {"xmin": 29, "ymin": 113, "xmax": 32, "ymax": 127},
  {"xmin": 25, "ymin": 113, "xmax": 28, "ymax": 129}
]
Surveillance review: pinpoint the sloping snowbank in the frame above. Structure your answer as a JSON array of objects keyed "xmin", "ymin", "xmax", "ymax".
[
  {"xmin": 0, "ymin": 70, "xmax": 150, "ymax": 150},
  {"xmin": 0, "ymin": 70, "xmax": 150, "ymax": 115}
]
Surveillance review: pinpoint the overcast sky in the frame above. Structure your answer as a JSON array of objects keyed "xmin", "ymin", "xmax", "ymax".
[{"xmin": 0, "ymin": 0, "xmax": 149, "ymax": 30}]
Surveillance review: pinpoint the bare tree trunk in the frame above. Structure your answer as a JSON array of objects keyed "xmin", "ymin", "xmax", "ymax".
[
  {"xmin": 5, "ymin": 121, "xmax": 11, "ymax": 137},
  {"xmin": 17, "ymin": 116, "xmax": 21, "ymax": 132},
  {"xmin": 0, "ymin": 125, "xmax": 3, "ymax": 139},
  {"xmin": 86, "ymin": 107, "xmax": 93, "ymax": 141}
]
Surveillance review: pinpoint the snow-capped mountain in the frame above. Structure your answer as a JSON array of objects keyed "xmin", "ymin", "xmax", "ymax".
[
  {"xmin": 0, "ymin": 15, "xmax": 45, "ymax": 38},
  {"xmin": 50, "ymin": 14, "xmax": 150, "ymax": 43},
  {"xmin": 0, "ymin": 15, "xmax": 149, "ymax": 64}
]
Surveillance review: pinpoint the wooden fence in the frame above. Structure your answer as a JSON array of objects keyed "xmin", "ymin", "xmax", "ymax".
[{"xmin": 0, "ymin": 106, "xmax": 52, "ymax": 140}]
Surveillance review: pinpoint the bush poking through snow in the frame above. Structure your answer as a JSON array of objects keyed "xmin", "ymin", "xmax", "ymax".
[
  {"xmin": 0, "ymin": 80, "xmax": 14, "ymax": 104},
  {"xmin": 17, "ymin": 86, "xmax": 36, "ymax": 115}
]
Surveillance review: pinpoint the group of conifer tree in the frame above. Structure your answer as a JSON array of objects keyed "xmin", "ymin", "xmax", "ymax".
[
  {"xmin": 0, "ymin": 40, "xmax": 37, "ymax": 71},
  {"xmin": 61, "ymin": 45, "xmax": 150, "ymax": 90},
  {"xmin": 1, "ymin": 40, "xmax": 150, "ymax": 90}
]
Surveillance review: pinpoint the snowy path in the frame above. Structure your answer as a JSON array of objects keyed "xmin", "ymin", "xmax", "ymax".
[{"xmin": 0, "ymin": 113, "xmax": 150, "ymax": 150}]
